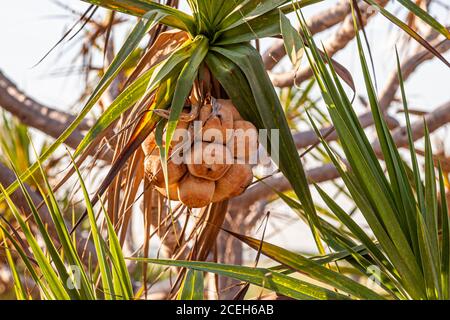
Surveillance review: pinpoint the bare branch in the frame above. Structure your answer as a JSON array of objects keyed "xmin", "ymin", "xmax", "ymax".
[
  {"xmin": 0, "ymin": 70, "xmax": 90, "ymax": 149},
  {"xmin": 263, "ymin": 0, "xmax": 355, "ymax": 70},
  {"xmin": 291, "ymin": 36, "xmax": 450, "ymax": 150},
  {"xmin": 270, "ymin": 0, "xmax": 389, "ymax": 87},
  {"xmin": 0, "ymin": 162, "xmax": 52, "ymax": 223},
  {"xmin": 372, "ymin": 100, "xmax": 450, "ymax": 154},
  {"xmin": 229, "ymin": 163, "xmax": 341, "ymax": 211},
  {"xmin": 293, "ymin": 113, "xmax": 399, "ymax": 150},
  {"xmin": 378, "ymin": 38, "xmax": 450, "ymax": 111}
]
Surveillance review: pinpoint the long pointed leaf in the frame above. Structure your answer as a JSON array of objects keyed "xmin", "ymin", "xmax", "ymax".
[
  {"xmin": 131, "ymin": 258, "xmax": 351, "ymax": 300},
  {"xmin": 225, "ymin": 230, "xmax": 384, "ymax": 300}
]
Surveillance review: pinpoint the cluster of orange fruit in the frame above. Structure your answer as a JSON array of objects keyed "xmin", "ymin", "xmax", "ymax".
[{"xmin": 142, "ymin": 98, "xmax": 258, "ymax": 208}]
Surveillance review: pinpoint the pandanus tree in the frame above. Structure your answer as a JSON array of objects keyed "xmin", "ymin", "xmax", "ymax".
[
  {"xmin": 0, "ymin": 0, "xmax": 326, "ymax": 298},
  {"xmin": 70, "ymin": 0, "xmax": 324, "ymax": 270},
  {"xmin": 77, "ymin": 0, "xmax": 321, "ymax": 219},
  {"xmin": 1, "ymin": 0, "xmax": 450, "ymax": 300},
  {"xmin": 1, "ymin": 1, "xmax": 326, "ymax": 256}
]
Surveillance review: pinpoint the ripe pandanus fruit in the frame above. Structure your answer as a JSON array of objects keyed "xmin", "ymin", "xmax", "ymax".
[
  {"xmin": 212, "ymin": 164, "xmax": 253, "ymax": 203},
  {"xmin": 163, "ymin": 119, "xmax": 190, "ymax": 149},
  {"xmin": 185, "ymin": 142, "xmax": 232, "ymax": 181},
  {"xmin": 178, "ymin": 174, "xmax": 215, "ymax": 208},
  {"xmin": 215, "ymin": 99, "xmax": 242, "ymax": 121},
  {"xmin": 142, "ymin": 98, "xmax": 255, "ymax": 208},
  {"xmin": 231, "ymin": 120, "xmax": 258, "ymax": 163},
  {"xmin": 155, "ymin": 183, "xmax": 179, "ymax": 201},
  {"xmin": 142, "ymin": 119, "xmax": 190, "ymax": 156},
  {"xmin": 144, "ymin": 148, "xmax": 187, "ymax": 188},
  {"xmin": 198, "ymin": 100, "xmax": 234, "ymax": 144}
]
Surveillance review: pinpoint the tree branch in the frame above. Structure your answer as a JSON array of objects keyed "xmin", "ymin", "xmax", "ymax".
[
  {"xmin": 372, "ymin": 100, "xmax": 450, "ymax": 154},
  {"xmin": 0, "ymin": 70, "xmax": 90, "ymax": 149},
  {"xmin": 229, "ymin": 163, "xmax": 341, "ymax": 211},
  {"xmin": 291, "ymin": 35, "xmax": 450, "ymax": 150},
  {"xmin": 263, "ymin": 0, "xmax": 355, "ymax": 70},
  {"xmin": 269, "ymin": 0, "xmax": 389, "ymax": 87},
  {"xmin": 0, "ymin": 162, "xmax": 52, "ymax": 223}
]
